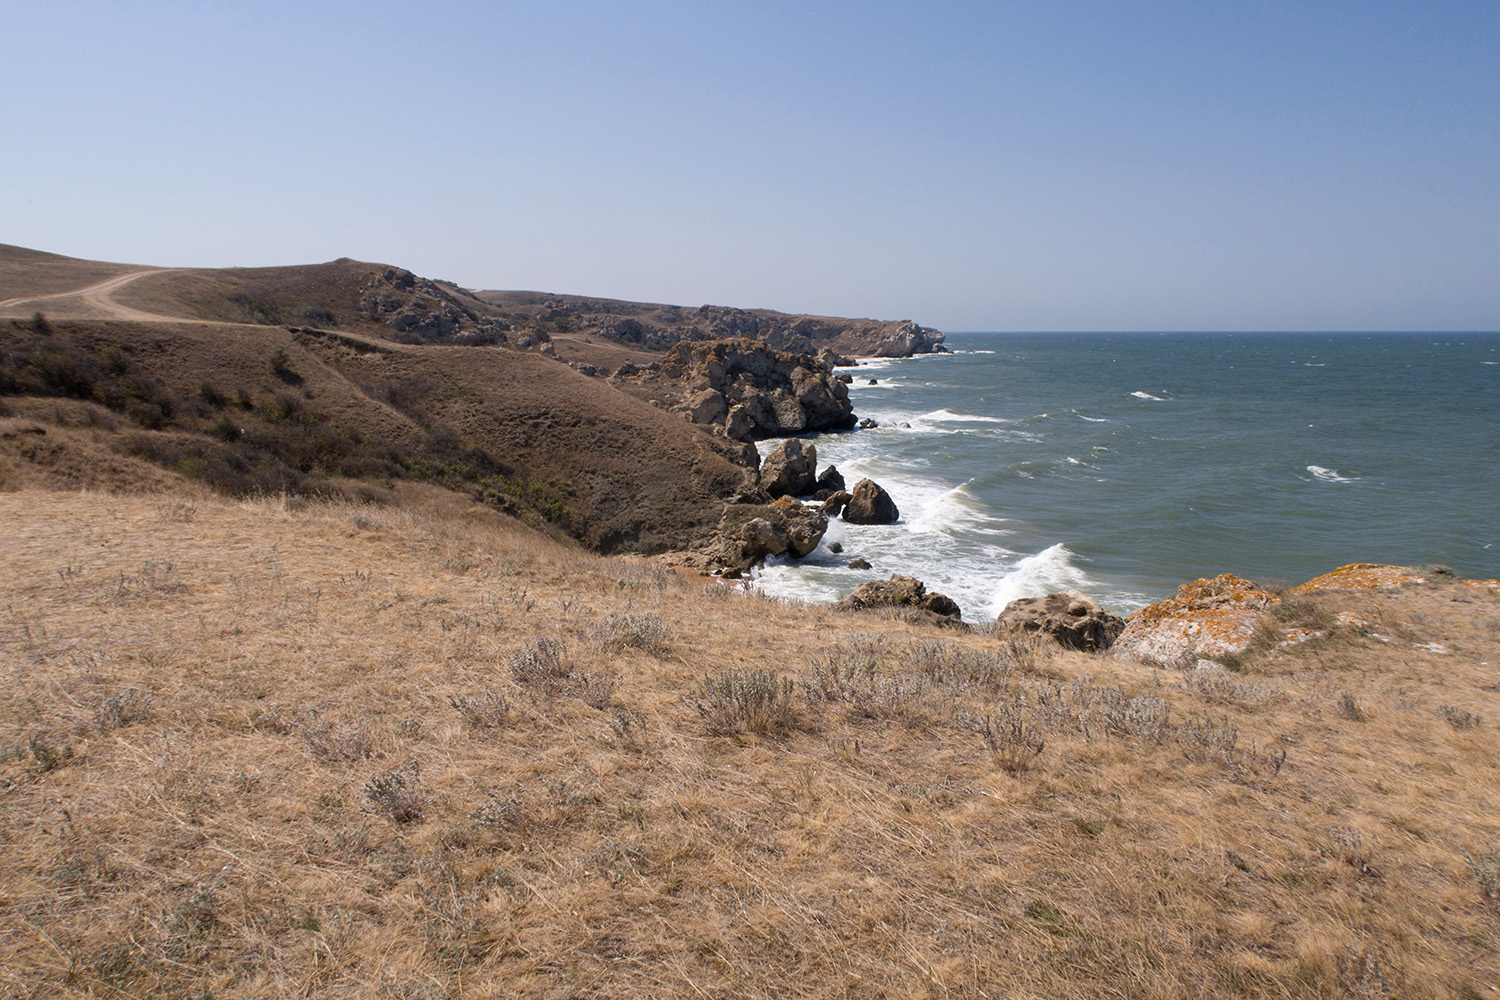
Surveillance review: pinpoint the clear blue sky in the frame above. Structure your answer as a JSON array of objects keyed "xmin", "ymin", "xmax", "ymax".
[{"xmin": 5, "ymin": 0, "xmax": 1497, "ymax": 331}]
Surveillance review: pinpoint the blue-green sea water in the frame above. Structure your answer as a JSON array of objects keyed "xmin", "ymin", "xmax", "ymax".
[{"xmin": 752, "ymin": 332, "xmax": 1500, "ymax": 618}]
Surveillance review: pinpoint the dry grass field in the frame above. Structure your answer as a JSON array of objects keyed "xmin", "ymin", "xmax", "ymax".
[{"xmin": 3, "ymin": 487, "xmax": 1498, "ymax": 999}]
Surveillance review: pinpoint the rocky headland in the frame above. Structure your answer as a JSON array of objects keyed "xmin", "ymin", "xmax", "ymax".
[{"xmin": 471, "ymin": 289, "xmax": 947, "ymax": 359}]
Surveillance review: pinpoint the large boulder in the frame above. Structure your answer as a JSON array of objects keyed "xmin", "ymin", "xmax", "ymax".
[
  {"xmin": 1111, "ymin": 574, "xmax": 1281, "ymax": 667},
  {"xmin": 684, "ymin": 388, "xmax": 727, "ymax": 426},
  {"xmin": 820, "ymin": 490, "xmax": 853, "ymax": 517},
  {"xmin": 834, "ymin": 574, "xmax": 962, "ymax": 622},
  {"xmin": 711, "ymin": 498, "xmax": 828, "ymax": 570},
  {"xmin": 815, "ymin": 465, "xmax": 846, "ymax": 495},
  {"xmin": 996, "ymin": 590, "xmax": 1126, "ymax": 652},
  {"xmin": 1287, "ymin": 563, "xmax": 1428, "ymax": 595},
  {"xmin": 843, "ymin": 478, "xmax": 899, "ymax": 524},
  {"xmin": 760, "ymin": 439, "xmax": 817, "ymax": 498}
]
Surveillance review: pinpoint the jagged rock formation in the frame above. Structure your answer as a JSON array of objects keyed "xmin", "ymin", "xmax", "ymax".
[
  {"xmin": 813, "ymin": 465, "xmax": 845, "ymax": 499},
  {"xmin": 655, "ymin": 338, "xmax": 855, "ymax": 441},
  {"xmin": 834, "ymin": 574, "xmax": 963, "ymax": 623},
  {"xmin": 760, "ymin": 439, "xmax": 817, "ymax": 498},
  {"xmin": 1112, "ymin": 563, "xmax": 1498, "ymax": 668},
  {"xmin": 996, "ymin": 590, "xmax": 1127, "ymax": 652},
  {"xmin": 360, "ymin": 268, "xmax": 516, "ymax": 345},
  {"xmin": 843, "ymin": 478, "xmax": 900, "ymax": 524},
  {"xmin": 709, "ymin": 497, "xmax": 829, "ymax": 572}
]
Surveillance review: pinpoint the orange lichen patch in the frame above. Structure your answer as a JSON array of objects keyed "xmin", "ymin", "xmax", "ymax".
[
  {"xmin": 1460, "ymin": 578, "xmax": 1500, "ymax": 596},
  {"xmin": 1288, "ymin": 563, "xmax": 1425, "ymax": 595},
  {"xmin": 1128, "ymin": 573, "xmax": 1280, "ymax": 627},
  {"xmin": 1115, "ymin": 575, "xmax": 1282, "ymax": 665},
  {"xmin": 1279, "ymin": 627, "xmax": 1326, "ymax": 647},
  {"xmin": 1115, "ymin": 606, "xmax": 1266, "ymax": 664}
]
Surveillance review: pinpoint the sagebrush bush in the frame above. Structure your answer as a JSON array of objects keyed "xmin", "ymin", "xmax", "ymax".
[
  {"xmin": 449, "ymin": 689, "xmax": 510, "ymax": 730},
  {"xmin": 508, "ymin": 637, "xmax": 570, "ymax": 694},
  {"xmin": 971, "ymin": 703, "xmax": 1045, "ymax": 774},
  {"xmin": 1438, "ymin": 704, "xmax": 1482, "ymax": 729},
  {"xmin": 690, "ymin": 670, "xmax": 798, "ymax": 736},
  {"xmin": 585, "ymin": 613, "xmax": 671, "ymax": 654},
  {"xmin": 364, "ymin": 761, "xmax": 424, "ymax": 824}
]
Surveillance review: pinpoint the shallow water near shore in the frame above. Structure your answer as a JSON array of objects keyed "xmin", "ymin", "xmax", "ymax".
[{"xmin": 751, "ymin": 331, "xmax": 1500, "ymax": 618}]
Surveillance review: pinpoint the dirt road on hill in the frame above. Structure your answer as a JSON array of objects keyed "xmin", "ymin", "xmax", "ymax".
[
  {"xmin": 0, "ymin": 269, "xmax": 184, "ymax": 322},
  {"xmin": 0, "ymin": 270, "xmax": 407, "ymax": 354}
]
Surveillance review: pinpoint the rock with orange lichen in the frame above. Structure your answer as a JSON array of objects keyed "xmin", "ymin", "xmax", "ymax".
[
  {"xmin": 1287, "ymin": 563, "xmax": 1427, "ymax": 596},
  {"xmin": 1111, "ymin": 574, "xmax": 1281, "ymax": 667}
]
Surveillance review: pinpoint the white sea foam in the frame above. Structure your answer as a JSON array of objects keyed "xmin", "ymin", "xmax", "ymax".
[
  {"xmin": 913, "ymin": 408, "xmax": 1014, "ymax": 427},
  {"xmin": 1131, "ymin": 391, "xmax": 1167, "ymax": 401},
  {"xmin": 1073, "ymin": 410, "xmax": 1109, "ymax": 422},
  {"xmin": 905, "ymin": 480, "xmax": 1010, "ymax": 535},
  {"xmin": 1307, "ymin": 465, "xmax": 1361, "ymax": 483},
  {"xmin": 986, "ymin": 543, "xmax": 1094, "ymax": 617}
]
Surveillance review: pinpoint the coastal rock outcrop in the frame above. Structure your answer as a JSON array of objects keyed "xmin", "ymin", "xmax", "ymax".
[
  {"xmin": 360, "ymin": 267, "xmax": 511, "ymax": 344},
  {"xmin": 813, "ymin": 465, "xmax": 845, "ymax": 498},
  {"xmin": 710, "ymin": 497, "xmax": 828, "ymax": 571},
  {"xmin": 820, "ymin": 490, "xmax": 853, "ymax": 517},
  {"xmin": 760, "ymin": 439, "xmax": 817, "ymax": 498},
  {"xmin": 996, "ymin": 590, "xmax": 1126, "ymax": 652},
  {"xmin": 656, "ymin": 339, "xmax": 856, "ymax": 441},
  {"xmin": 842, "ymin": 478, "xmax": 899, "ymax": 524},
  {"xmin": 834, "ymin": 574, "xmax": 963, "ymax": 623},
  {"xmin": 1111, "ymin": 574, "xmax": 1281, "ymax": 667},
  {"xmin": 1287, "ymin": 563, "xmax": 1429, "ymax": 595}
]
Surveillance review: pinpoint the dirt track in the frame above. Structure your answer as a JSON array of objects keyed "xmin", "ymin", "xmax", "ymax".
[{"xmin": 0, "ymin": 269, "xmax": 182, "ymax": 322}]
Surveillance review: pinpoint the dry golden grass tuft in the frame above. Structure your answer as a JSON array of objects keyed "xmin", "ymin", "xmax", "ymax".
[{"xmin": 3, "ymin": 488, "xmax": 1499, "ymax": 998}]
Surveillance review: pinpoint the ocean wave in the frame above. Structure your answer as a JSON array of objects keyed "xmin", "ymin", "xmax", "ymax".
[
  {"xmin": 1131, "ymin": 391, "xmax": 1168, "ymax": 401},
  {"xmin": 986, "ymin": 543, "xmax": 1094, "ymax": 617},
  {"xmin": 1073, "ymin": 409, "xmax": 1109, "ymax": 422},
  {"xmin": 905, "ymin": 480, "xmax": 1011, "ymax": 535},
  {"xmin": 914, "ymin": 408, "xmax": 1014, "ymax": 426},
  {"xmin": 1307, "ymin": 465, "xmax": 1361, "ymax": 483}
]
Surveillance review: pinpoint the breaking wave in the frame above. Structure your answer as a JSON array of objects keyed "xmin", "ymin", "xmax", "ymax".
[
  {"xmin": 987, "ymin": 543, "xmax": 1094, "ymax": 617},
  {"xmin": 1307, "ymin": 465, "xmax": 1361, "ymax": 483}
]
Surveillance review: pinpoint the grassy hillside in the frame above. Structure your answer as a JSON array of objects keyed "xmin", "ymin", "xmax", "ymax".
[
  {"xmin": 0, "ymin": 244, "xmax": 142, "ymax": 301},
  {"xmin": 2, "ymin": 488, "xmax": 1498, "ymax": 999},
  {"xmin": 0, "ymin": 308, "xmax": 748, "ymax": 553}
]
